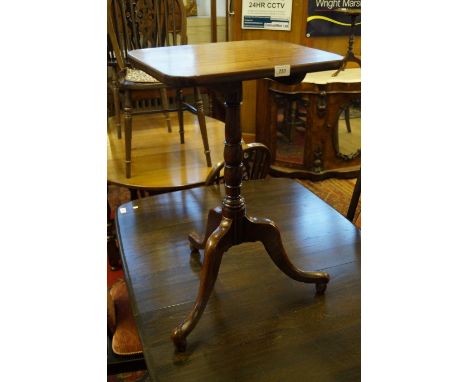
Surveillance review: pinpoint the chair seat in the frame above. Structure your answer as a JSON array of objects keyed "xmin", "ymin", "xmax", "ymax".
[
  {"xmin": 125, "ymin": 68, "xmax": 160, "ymax": 83},
  {"xmin": 109, "ymin": 279, "xmax": 143, "ymax": 356}
]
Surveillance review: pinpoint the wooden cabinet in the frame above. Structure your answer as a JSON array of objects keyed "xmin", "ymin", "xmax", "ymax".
[{"xmin": 255, "ymin": 69, "xmax": 361, "ymax": 180}]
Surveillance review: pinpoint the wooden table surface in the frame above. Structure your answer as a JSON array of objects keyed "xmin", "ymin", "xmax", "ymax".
[
  {"xmin": 107, "ymin": 113, "xmax": 226, "ymax": 191},
  {"xmin": 116, "ymin": 178, "xmax": 361, "ymax": 381},
  {"xmin": 128, "ymin": 40, "xmax": 343, "ymax": 87}
]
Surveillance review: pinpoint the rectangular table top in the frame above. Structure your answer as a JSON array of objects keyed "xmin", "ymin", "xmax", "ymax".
[
  {"xmin": 128, "ymin": 40, "xmax": 343, "ymax": 87},
  {"xmin": 115, "ymin": 178, "xmax": 361, "ymax": 381}
]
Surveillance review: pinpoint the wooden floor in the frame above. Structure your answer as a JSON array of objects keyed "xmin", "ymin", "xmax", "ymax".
[{"xmin": 107, "ymin": 112, "xmax": 227, "ymax": 190}]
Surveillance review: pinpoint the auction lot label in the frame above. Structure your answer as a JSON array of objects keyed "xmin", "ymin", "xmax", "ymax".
[{"xmin": 242, "ymin": 0, "xmax": 293, "ymax": 31}]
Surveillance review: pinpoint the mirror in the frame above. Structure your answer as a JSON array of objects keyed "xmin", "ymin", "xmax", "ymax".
[
  {"xmin": 274, "ymin": 95, "xmax": 308, "ymax": 165},
  {"xmin": 334, "ymin": 99, "xmax": 361, "ymax": 160}
]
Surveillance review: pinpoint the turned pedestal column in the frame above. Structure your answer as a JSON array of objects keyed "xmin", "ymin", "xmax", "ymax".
[{"xmin": 171, "ymin": 82, "xmax": 330, "ymax": 352}]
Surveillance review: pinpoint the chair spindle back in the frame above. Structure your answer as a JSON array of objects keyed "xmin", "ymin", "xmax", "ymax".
[
  {"xmin": 108, "ymin": 0, "xmax": 187, "ymax": 72},
  {"xmin": 205, "ymin": 143, "xmax": 272, "ymax": 186}
]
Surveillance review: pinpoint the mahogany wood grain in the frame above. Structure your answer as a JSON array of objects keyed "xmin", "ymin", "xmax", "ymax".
[
  {"xmin": 116, "ymin": 178, "xmax": 361, "ymax": 381},
  {"xmin": 128, "ymin": 40, "xmax": 342, "ymax": 88}
]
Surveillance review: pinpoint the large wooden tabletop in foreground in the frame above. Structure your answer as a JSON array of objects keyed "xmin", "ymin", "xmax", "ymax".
[{"xmin": 116, "ymin": 178, "xmax": 361, "ymax": 381}]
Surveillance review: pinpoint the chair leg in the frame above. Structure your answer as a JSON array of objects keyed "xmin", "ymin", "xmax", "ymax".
[
  {"xmin": 345, "ymin": 105, "xmax": 351, "ymax": 133},
  {"xmin": 194, "ymin": 87, "xmax": 212, "ymax": 167},
  {"xmin": 176, "ymin": 88, "xmax": 185, "ymax": 144},
  {"xmin": 207, "ymin": 91, "xmax": 213, "ymax": 117},
  {"xmin": 346, "ymin": 171, "xmax": 361, "ymax": 222},
  {"xmin": 160, "ymin": 87, "xmax": 172, "ymax": 133},
  {"xmin": 112, "ymin": 73, "xmax": 122, "ymax": 139},
  {"xmin": 124, "ymin": 90, "xmax": 133, "ymax": 178}
]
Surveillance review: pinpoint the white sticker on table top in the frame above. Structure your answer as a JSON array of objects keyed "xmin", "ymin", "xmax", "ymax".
[
  {"xmin": 119, "ymin": 207, "xmax": 127, "ymax": 214},
  {"xmin": 274, "ymin": 65, "xmax": 290, "ymax": 77}
]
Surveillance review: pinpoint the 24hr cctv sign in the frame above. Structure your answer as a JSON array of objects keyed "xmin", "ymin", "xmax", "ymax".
[{"xmin": 242, "ymin": 0, "xmax": 293, "ymax": 31}]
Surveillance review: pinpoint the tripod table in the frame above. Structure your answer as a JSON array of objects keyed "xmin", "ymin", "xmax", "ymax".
[{"xmin": 128, "ymin": 40, "xmax": 343, "ymax": 352}]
